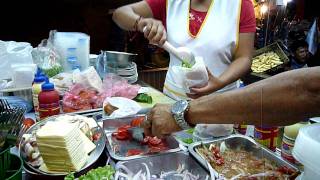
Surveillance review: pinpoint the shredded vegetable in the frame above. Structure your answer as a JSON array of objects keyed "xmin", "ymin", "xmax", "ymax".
[
  {"xmin": 65, "ymin": 165, "xmax": 115, "ymax": 180},
  {"xmin": 115, "ymin": 162, "xmax": 207, "ymax": 180},
  {"xmin": 182, "ymin": 60, "xmax": 192, "ymax": 68}
]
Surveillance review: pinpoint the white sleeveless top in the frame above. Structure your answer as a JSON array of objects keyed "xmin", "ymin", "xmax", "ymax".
[{"xmin": 163, "ymin": 0, "xmax": 242, "ymax": 100}]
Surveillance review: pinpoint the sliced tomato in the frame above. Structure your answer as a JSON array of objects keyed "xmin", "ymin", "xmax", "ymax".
[
  {"xmin": 126, "ymin": 149, "xmax": 143, "ymax": 156},
  {"xmin": 112, "ymin": 132, "xmax": 118, "ymax": 136},
  {"xmin": 118, "ymin": 125, "xmax": 131, "ymax": 131},
  {"xmin": 148, "ymin": 137, "xmax": 162, "ymax": 146},
  {"xmin": 23, "ymin": 118, "xmax": 35, "ymax": 128},
  {"xmin": 148, "ymin": 146, "xmax": 163, "ymax": 153},
  {"xmin": 117, "ymin": 130, "xmax": 128, "ymax": 136},
  {"xmin": 116, "ymin": 133, "xmax": 129, "ymax": 140},
  {"xmin": 92, "ymin": 133, "xmax": 101, "ymax": 141},
  {"xmin": 131, "ymin": 117, "xmax": 145, "ymax": 127}
]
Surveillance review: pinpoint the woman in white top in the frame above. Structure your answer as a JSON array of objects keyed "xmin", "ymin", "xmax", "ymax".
[{"xmin": 113, "ymin": 0, "xmax": 255, "ymax": 100}]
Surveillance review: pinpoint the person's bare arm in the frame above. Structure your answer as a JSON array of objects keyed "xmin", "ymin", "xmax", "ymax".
[
  {"xmin": 219, "ymin": 33, "xmax": 254, "ymax": 88},
  {"xmin": 112, "ymin": 1, "xmax": 153, "ymax": 31},
  {"xmin": 112, "ymin": 1, "xmax": 167, "ymax": 45},
  {"xmin": 188, "ymin": 67, "xmax": 320, "ymax": 126},
  {"xmin": 189, "ymin": 33, "xmax": 254, "ymax": 98}
]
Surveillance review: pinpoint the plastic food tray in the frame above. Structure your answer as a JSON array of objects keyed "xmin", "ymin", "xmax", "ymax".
[{"xmin": 102, "ymin": 115, "xmax": 181, "ymax": 161}]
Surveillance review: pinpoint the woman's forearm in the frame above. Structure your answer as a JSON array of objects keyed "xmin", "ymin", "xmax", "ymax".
[
  {"xmin": 219, "ymin": 56, "xmax": 251, "ymax": 87},
  {"xmin": 218, "ymin": 33, "xmax": 254, "ymax": 89},
  {"xmin": 187, "ymin": 67, "xmax": 320, "ymax": 126},
  {"xmin": 112, "ymin": 6, "xmax": 140, "ymax": 31},
  {"xmin": 112, "ymin": 2, "xmax": 153, "ymax": 31}
]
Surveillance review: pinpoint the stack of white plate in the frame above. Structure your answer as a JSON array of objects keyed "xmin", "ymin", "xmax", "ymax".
[{"xmin": 116, "ymin": 62, "xmax": 138, "ymax": 84}]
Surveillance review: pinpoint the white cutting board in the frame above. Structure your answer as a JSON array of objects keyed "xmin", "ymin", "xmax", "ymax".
[{"xmin": 138, "ymin": 87, "xmax": 175, "ymax": 110}]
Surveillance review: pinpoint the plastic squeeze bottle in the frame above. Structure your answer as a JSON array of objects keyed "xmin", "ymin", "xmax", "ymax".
[
  {"xmin": 38, "ymin": 78, "xmax": 60, "ymax": 120},
  {"xmin": 32, "ymin": 69, "xmax": 46, "ymax": 121}
]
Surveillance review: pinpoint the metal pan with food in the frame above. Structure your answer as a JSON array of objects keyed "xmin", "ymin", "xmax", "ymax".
[
  {"xmin": 19, "ymin": 114, "xmax": 106, "ymax": 177},
  {"xmin": 189, "ymin": 134, "xmax": 300, "ymax": 180},
  {"xmin": 251, "ymin": 42, "xmax": 289, "ymax": 76},
  {"xmin": 114, "ymin": 151, "xmax": 210, "ymax": 179},
  {"xmin": 102, "ymin": 115, "xmax": 181, "ymax": 161}
]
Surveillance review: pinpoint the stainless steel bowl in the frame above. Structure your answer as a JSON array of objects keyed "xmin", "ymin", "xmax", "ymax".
[{"xmin": 106, "ymin": 51, "xmax": 137, "ymax": 68}]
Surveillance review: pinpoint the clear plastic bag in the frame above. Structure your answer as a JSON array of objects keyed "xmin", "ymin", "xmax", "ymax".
[
  {"xmin": 11, "ymin": 64, "xmax": 37, "ymax": 88},
  {"xmin": 194, "ymin": 124, "xmax": 234, "ymax": 138},
  {"xmin": 0, "ymin": 40, "xmax": 34, "ymax": 80},
  {"xmin": 32, "ymin": 30, "xmax": 63, "ymax": 77},
  {"xmin": 172, "ymin": 57, "xmax": 209, "ymax": 93}
]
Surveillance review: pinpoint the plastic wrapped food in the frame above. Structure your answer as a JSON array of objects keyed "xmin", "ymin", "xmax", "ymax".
[
  {"xmin": 32, "ymin": 31, "xmax": 63, "ymax": 77},
  {"xmin": 62, "ymin": 84, "xmax": 100, "ymax": 113},
  {"xmin": 172, "ymin": 57, "xmax": 208, "ymax": 93},
  {"xmin": 99, "ymin": 74, "xmax": 140, "ymax": 102}
]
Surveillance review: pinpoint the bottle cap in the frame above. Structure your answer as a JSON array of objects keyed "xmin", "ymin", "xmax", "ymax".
[
  {"xmin": 34, "ymin": 68, "xmax": 46, "ymax": 83},
  {"xmin": 41, "ymin": 77, "xmax": 54, "ymax": 91}
]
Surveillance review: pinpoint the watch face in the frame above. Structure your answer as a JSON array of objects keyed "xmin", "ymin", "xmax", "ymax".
[{"xmin": 172, "ymin": 100, "xmax": 188, "ymax": 114}]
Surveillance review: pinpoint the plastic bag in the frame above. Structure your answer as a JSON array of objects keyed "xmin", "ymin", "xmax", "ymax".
[
  {"xmin": 11, "ymin": 64, "xmax": 37, "ymax": 88},
  {"xmin": 100, "ymin": 73, "xmax": 140, "ymax": 100},
  {"xmin": 73, "ymin": 66, "xmax": 103, "ymax": 92},
  {"xmin": 32, "ymin": 31, "xmax": 63, "ymax": 77},
  {"xmin": 0, "ymin": 40, "xmax": 34, "ymax": 80},
  {"xmin": 103, "ymin": 97, "xmax": 141, "ymax": 118},
  {"xmin": 62, "ymin": 83, "xmax": 100, "ymax": 113},
  {"xmin": 194, "ymin": 124, "xmax": 234, "ymax": 138},
  {"xmin": 172, "ymin": 57, "xmax": 209, "ymax": 93}
]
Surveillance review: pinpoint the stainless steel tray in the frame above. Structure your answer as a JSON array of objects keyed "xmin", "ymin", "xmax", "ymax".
[
  {"xmin": 115, "ymin": 151, "xmax": 209, "ymax": 179},
  {"xmin": 188, "ymin": 134, "xmax": 300, "ymax": 178},
  {"xmin": 102, "ymin": 115, "xmax": 181, "ymax": 161},
  {"xmin": 19, "ymin": 114, "xmax": 106, "ymax": 176}
]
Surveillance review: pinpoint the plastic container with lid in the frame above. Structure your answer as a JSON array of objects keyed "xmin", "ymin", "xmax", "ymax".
[
  {"xmin": 293, "ymin": 123, "xmax": 320, "ymax": 180},
  {"xmin": 38, "ymin": 78, "xmax": 60, "ymax": 120},
  {"xmin": 32, "ymin": 69, "xmax": 46, "ymax": 121}
]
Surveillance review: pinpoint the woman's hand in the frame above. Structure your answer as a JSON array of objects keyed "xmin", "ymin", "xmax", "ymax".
[
  {"xmin": 137, "ymin": 18, "xmax": 167, "ymax": 46},
  {"xmin": 187, "ymin": 69, "xmax": 224, "ymax": 99},
  {"xmin": 143, "ymin": 104, "xmax": 181, "ymax": 138}
]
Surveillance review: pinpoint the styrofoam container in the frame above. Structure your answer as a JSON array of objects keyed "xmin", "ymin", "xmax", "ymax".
[{"xmin": 292, "ymin": 123, "xmax": 320, "ymax": 180}]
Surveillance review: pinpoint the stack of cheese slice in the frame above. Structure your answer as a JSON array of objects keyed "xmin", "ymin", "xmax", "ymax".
[{"xmin": 36, "ymin": 121, "xmax": 96, "ymax": 173}]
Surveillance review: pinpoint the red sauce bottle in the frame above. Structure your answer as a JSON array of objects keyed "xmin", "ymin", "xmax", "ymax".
[{"xmin": 38, "ymin": 78, "xmax": 60, "ymax": 120}]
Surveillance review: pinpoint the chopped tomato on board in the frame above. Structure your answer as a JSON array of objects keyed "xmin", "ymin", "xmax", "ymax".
[{"xmin": 126, "ymin": 149, "xmax": 143, "ymax": 156}]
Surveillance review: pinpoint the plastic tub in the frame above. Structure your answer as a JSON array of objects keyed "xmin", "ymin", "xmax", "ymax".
[{"xmin": 292, "ymin": 123, "xmax": 320, "ymax": 180}]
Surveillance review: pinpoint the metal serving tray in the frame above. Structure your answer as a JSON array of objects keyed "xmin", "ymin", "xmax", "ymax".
[
  {"xmin": 188, "ymin": 134, "xmax": 300, "ymax": 178},
  {"xmin": 102, "ymin": 115, "xmax": 181, "ymax": 161},
  {"xmin": 19, "ymin": 114, "xmax": 106, "ymax": 176},
  {"xmin": 115, "ymin": 151, "xmax": 209, "ymax": 179}
]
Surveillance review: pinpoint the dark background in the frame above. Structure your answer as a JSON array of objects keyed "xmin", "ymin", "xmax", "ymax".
[
  {"xmin": 0, "ymin": 0, "xmax": 318, "ymax": 53},
  {"xmin": 0, "ymin": 0, "xmax": 142, "ymax": 54}
]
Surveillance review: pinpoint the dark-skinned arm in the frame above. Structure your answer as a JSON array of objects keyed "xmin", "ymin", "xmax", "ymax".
[{"xmin": 188, "ymin": 67, "xmax": 320, "ymax": 126}]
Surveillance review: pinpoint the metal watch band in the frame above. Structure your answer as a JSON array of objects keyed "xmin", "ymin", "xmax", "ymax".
[
  {"xmin": 172, "ymin": 100, "xmax": 192, "ymax": 130},
  {"xmin": 173, "ymin": 113, "xmax": 192, "ymax": 130}
]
